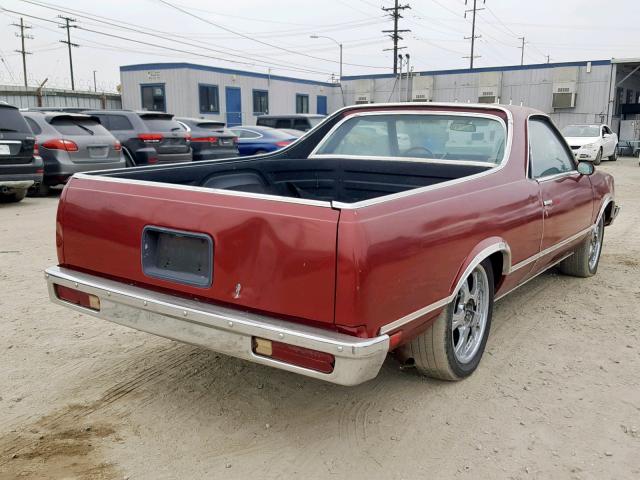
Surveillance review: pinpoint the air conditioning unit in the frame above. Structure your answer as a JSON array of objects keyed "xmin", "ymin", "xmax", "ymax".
[
  {"xmin": 411, "ymin": 75, "xmax": 434, "ymax": 102},
  {"xmin": 552, "ymin": 67, "xmax": 578, "ymax": 109},
  {"xmin": 477, "ymin": 72, "xmax": 502, "ymax": 104},
  {"xmin": 354, "ymin": 79, "xmax": 374, "ymax": 105}
]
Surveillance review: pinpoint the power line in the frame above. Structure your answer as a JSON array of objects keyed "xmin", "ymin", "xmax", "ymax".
[
  {"xmin": 12, "ymin": 17, "xmax": 33, "ymax": 87},
  {"xmin": 58, "ymin": 15, "xmax": 78, "ymax": 90},
  {"xmin": 382, "ymin": 0, "xmax": 411, "ymax": 74},
  {"xmin": 463, "ymin": 0, "xmax": 484, "ymax": 69}
]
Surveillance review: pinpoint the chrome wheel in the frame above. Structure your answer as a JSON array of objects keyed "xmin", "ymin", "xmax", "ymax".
[
  {"xmin": 588, "ymin": 220, "xmax": 604, "ymax": 271},
  {"xmin": 451, "ymin": 266, "xmax": 490, "ymax": 364}
]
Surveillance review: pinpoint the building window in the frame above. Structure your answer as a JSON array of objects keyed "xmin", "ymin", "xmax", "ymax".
[
  {"xmin": 199, "ymin": 84, "xmax": 220, "ymax": 113},
  {"xmin": 296, "ymin": 94, "xmax": 309, "ymax": 114},
  {"xmin": 141, "ymin": 84, "xmax": 165, "ymax": 112},
  {"xmin": 253, "ymin": 90, "xmax": 269, "ymax": 115}
]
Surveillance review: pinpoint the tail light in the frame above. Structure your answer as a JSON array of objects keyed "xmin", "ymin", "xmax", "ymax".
[
  {"xmin": 148, "ymin": 157, "xmax": 158, "ymax": 164},
  {"xmin": 232, "ymin": 137, "xmax": 238, "ymax": 144},
  {"xmin": 185, "ymin": 133, "xmax": 192, "ymax": 142},
  {"xmin": 33, "ymin": 141, "xmax": 40, "ymax": 156},
  {"xmin": 275, "ymin": 141, "xmax": 292, "ymax": 148},
  {"xmin": 138, "ymin": 133, "xmax": 163, "ymax": 143},
  {"xmin": 114, "ymin": 141, "xmax": 122, "ymax": 151},
  {"xmin": 54, "ymin": 284, "xmax": 100, "ymax": 311},
  {"xmin": 191, "ymin": 136, "xmax": 218, "ymax": 143},
  {"xmin": 41, "ymin": 139, "xmax": 79, "ymax": 152},
  {"xmin": 252, "ymin": 337, "xmax": 335, "ymax": 374}
]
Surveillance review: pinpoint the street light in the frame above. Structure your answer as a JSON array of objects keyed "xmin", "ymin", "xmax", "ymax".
[{"xmin": 310, "ymin": 35, "xmax": 342, "ymax": 85}]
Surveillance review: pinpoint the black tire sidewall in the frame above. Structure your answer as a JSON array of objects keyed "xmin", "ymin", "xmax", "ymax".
[{"xmin": 445, "ymin": 259, "xmax": 495, "ymax": 378}]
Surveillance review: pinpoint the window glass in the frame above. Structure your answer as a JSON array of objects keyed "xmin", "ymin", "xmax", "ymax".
[
  {"xmin": 0, "ymin": 107, "xmax": 31, "ymax": 133},
  {"xmin": 49, "ymin": 117, "xmax": 111, "ymax": 136},
  {"xmin": 275, "ymin": 119, "xmax": 291, "ymax": 128},
  {"xmin": 253, "ymin": 90, "xmax": 269, "ymax": 115},
  {"xmin": 561, "ymin": 125, "xmax": 600, "ymax": 137},
  {"xmin": 316, "ymin": 114, "xmax": 506, "ymax": 164},
  {"xmin": 529, "ymin": 118, "xmax": 576, "ymax": 178},
  {"xmin": 230, "ymin": 129, "xmax": 260, "ymax": 139},
  {"xmin": 199, "ymin": 84, "xmax": 219, "ymax": 113},
  {"xmin": 296, "ymin": 94, "xmax": 309, "ymax": 114},
  {"xmin": 24, "ymin": 117, "xmax": 42, "ymax": 135},
  {"xmin": 293, "ymin": 118, "xmax": 310, "ymax": 130},
  {"xmin": 107, "ymin": 115, "xmax": 133, "ymax": 130},
  {"xmin": 141, "ymin": 117, "xmax": 183, "ymax": 132},
  {"xmin": 141, "ymin": 84, "xmax": 165, "ymax": 112},
  {"xmin": 257, "ymin": 117, "xmax": 276, "ymax": 127}
]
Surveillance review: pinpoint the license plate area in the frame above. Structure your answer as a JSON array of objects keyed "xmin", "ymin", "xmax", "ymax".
[
  {"xmin": 0, "ymin": 144, "xmax": 11, "ymax": 155},
  {"xmin": 142, "ymin": 226, "xmax": 213, "ymax": 288}
]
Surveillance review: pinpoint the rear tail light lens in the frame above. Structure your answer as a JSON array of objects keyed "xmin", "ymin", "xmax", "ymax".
[
  {"xmin": 275, "ymin": 141, "xmax": 292, "ymax": 148},
  {"xmin": 54, "ymin": 284, "xmax": 100, "ymax": 311},
  {"xmin": 138, "ymin": 133, "xmax": 163, "ymax": 143},
  {"xmin": 232, "ymin": 137, "xmax": 238, "ymax": 144},
  {"xmin": 191, "ymin": 136, "xmax": 218, "ymax": 143},
  {"xmin": 252, "ymin": 337, "xmax": 335, "ymax": 374},
  {"xmin": 185, "ymin": 133, "xmax": 192, "ymax": 142},
  {"xmin": 33, "ymin": 141, "xmax": 40, "ymax": 156},
  {"xmin": 114, "ymin": 141, "xmax": 122, "ymax": 151},
  {"xmin": 148, "ymin": 157, "xmax": 158, "ymax": 164},
  {"xmin": 41, "ymin": 139, "xmax": 79, "ymax": 152}
]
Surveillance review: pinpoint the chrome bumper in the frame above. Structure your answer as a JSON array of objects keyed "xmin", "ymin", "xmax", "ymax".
[{"xmin": 45, "ymin": 266, "xmax": 389, "ymax": 386}]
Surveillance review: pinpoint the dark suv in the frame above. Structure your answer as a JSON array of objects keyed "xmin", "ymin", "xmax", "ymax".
[
  {"xmin": 0, "ymin": 103, "xmax": 43, "ymax": 203},
  {"xmin": 84, "ymin": 110, "xmax": 192, "ymax": 166},
  {"xmin": 175, "ymin": 118, "xmax": 238, "ymax": 160},
  {"xmin": 256, "ymin": 114, "xmax": 325, "ymax": 132}
]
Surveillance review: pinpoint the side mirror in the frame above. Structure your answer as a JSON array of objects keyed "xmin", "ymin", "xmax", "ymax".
[{"xmin": 577, "ymin": 161, "xmax": 595, "ymax": 175}]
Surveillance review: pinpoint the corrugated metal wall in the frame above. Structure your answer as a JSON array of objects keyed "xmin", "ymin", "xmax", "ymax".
[
  {"xmin": 120, "ymin": 66, "xmax": 342, "ymax": 125},
  {"xmin": 0, "ymin": 85, "xmax": 121, "ymax": 110}
]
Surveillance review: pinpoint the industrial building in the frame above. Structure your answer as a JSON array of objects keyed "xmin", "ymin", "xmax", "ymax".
[{"xmin": 119, "ymin": 58, "xmax": 640, "ymax": 140}]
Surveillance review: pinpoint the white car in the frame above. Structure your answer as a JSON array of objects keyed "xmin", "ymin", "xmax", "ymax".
[{"xmin": 562, "ymin": 124, "xmax": 618, "ymax": 165}]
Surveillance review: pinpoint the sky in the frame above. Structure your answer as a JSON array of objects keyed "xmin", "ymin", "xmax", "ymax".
[{"xmin": 0, "ymin": 0, "xmax": 638, "ymax": 93}]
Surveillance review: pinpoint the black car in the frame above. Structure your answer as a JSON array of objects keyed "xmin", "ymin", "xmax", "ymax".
[
  {"xmin": 84, "ymin": 110, "xmax": 192, "ymax": 166},
  {"xmin": 175, "ymin": 118, "xmax": 238, "ymax": 161},
  {"xmin": 23, "ymin": 111, "xmax": 125, "ymax": 196},
  {"xmin": 0, "ymin": 103, "xmax": 43, "ymax": 203},
  {"xmin": 256, "ymin": 114, "xmax": 325, "ymax": 132}
]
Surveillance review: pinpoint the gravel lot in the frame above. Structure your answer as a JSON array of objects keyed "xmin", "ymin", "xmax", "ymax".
[{"xmin": 1, "ymin": 157, "xmax": 639, "ymax": 480}]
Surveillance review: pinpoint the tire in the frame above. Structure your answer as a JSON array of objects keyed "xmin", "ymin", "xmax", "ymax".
[
  {"xmin": 593, "ymin": 148, "xmax": 602, "ymax": 165},
  {"xmin": 402, "ymin": 259, "xmax": 494, "ymax": 381},
  {"xmin": 608, "ymin": 145, "xmax": 618, "ymax": 161},
  {"xmin": 0, "ymin": 189, "xmax": 27, "ymax": 203},
  {"xmin": 28, "ymin": 182, "xmax": 50, "ymax": 197},
  {"xmin": 559, "ymin": 217, "xmax": 604, "ymax": 278}
]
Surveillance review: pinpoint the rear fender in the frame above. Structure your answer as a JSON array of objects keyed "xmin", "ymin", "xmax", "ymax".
[{"xmin": 450, "ymin": 237, "xmax": 512, "ymax": 296}]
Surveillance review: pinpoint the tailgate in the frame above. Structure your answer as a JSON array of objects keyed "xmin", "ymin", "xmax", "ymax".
[{"xmin": 57, "ymin": 176, "xmax": 340, "ymax": 326}]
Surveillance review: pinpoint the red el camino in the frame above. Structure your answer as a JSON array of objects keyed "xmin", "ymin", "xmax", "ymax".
[{"xmin": 46, "ymin": 103, "xmax": 619, "ymax": 386}]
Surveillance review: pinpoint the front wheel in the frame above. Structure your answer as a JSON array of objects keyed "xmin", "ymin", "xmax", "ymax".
[
  {"xmin": 559, "ymin": 217, "xmax": 604, "ymax": 277},
  {"xmin": 609, "ymin": 145, "xmax": 618, "ymax": 161},
  {"xmin": 401, "ymin": 260, "xmax": 494, "ymax": 381},
  {"xmin": 594, "ymin": 148, "xmax": 602, "ymax": 165}
]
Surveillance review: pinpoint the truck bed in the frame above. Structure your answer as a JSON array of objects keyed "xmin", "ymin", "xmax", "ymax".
[{"xmin": 94, "ymin": 156, "xmax": 492, "ymax": 204}]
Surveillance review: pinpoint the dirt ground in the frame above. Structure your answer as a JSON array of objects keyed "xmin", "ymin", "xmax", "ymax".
[{"xmin": 1, "ymin": 157, "xmax": 639, "ymax": 480}]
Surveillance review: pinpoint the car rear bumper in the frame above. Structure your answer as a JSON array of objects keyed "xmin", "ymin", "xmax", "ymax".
[
  {"xmin": 0, "ymin": 172, "xmax": 43, "ymax": 190},
  {"xmin": 45, "ymin": 266, "xmax": 389, "ymax": 386},
  {"xmin": 45, "ymin": 159, "xmax": 126, "ymax": 184},
  {"xmin": 156, "ymin": 152, "xmax": 192, "ymax": 164},
  {"xmin": 192, "ymin": 149, "xmax": 239, "ymax": 161}
]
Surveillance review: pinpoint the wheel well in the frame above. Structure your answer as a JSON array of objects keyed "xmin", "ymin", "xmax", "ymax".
[
  {"xmin": 603, "ymin": 201, "xmax": 614, "ymax": 225},
  {"xmin": 487, "ymin": 251, "xmax": 505, "ymax": 291}
]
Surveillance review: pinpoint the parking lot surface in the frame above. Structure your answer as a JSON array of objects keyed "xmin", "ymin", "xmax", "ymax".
[{"xmin": 1, "ymin": 158, "xmax": 639, "ymax": 480}]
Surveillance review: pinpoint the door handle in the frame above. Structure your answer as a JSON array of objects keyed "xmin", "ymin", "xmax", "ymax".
[{"xmin": 543, "ymin": 199, "xmax": 553, "ymax": 207}]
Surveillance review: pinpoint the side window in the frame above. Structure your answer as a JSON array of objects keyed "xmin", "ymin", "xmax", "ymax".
[
  {"xmin": 257, "ymin": 118, "xmax": 276, "ymax": 128},
  {"xmin": 24, "ymin": 117, "xmax": 42, "ymax": 135},
  {"xmin": 275, "ymin": 119, "xmax": 291, "ymax": 128},
  {"xmin": 107, "ymin": 115, "xmax": 133, "ymax": 131},
  {"xmin": 141, "ymin": 84, "xmax": 166, "ymax": 112},
  {"xmin": 529, "ymin": 118, "xmax": 576, "ymax": 179},
  {"xmin": 603, "ymin": 125, "xmax": 612, "ymax": 135},
  {"xmin": 293, "ymin": 118, "xmax": 309, "ymax": 130}
]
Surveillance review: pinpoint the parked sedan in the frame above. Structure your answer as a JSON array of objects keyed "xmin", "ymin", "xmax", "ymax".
[
  {"xmin": 228, "ymin": 126, "xmax": 297, "ymax": 156},
  {"xmin": 175, "ymin": 118, "xmax": 238, "ymax": 161},
  {"xmin": 23, "ymin": 111, "xmax": 125, "ymax": 195},
  {"xmin": 561, "ymin": 123, "xmax": 618, "ymax": 165}
]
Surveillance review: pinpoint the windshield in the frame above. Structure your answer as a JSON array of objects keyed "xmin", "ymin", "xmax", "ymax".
[
  {"xmin": 562, "ymin": 125, "xmax": 600, "ymax": 137},
  {"xmin": 315, "ymin": 114, "xmax": 506, "ymax": 164}
]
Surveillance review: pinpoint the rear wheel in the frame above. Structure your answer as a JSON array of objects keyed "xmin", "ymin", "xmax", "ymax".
[
  {"xmin": 594, "ymin": 148, "xmax": 602, "ymax": 165},
  {"xmin": 609, "ymin": 145, "xmax": 618, "ymax": 161},
  {"xmin": 559, "ymin": 217, "xmax": 604, "ymax": 277},
  {"xmin": 0, "ymin": 189, "xmax": 27, "ymax": 203},
  {"xmin": 402, "ymin": 260, "xmax": 494, "ymax": 381}
]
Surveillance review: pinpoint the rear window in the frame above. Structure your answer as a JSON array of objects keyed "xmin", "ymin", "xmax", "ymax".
[
  {"xmin": 141, "ymin": 116, "xmax": 182, "ymax": 132},
  {"xmin": 315, "ymin": 113, "xmax": 506, "ymax": 164},
  {"xmin": 49, "ymin": 117, "xmax": 111, "ymax": 136},
  {"xmin": 196, "ymin": 122, "xmax": 225, "ymax": 130},
  {"xmin": 107, "ymin": 115, "xmax": 133, "ymax": 131},
  {"xmin": 0, "ymin": 107, "xmax": 31, "ymax": 133}
]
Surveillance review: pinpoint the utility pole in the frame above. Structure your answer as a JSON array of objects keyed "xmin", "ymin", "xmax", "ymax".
[
  {"xmin": 545, "ymin": 54, "xmax": 551, "ymax": 64},
  {"xmin": 518, "ymin": 36, "xmax": 526, "ymax": 66},
  {"xmin": 58, "ymin": 16, "xmax": 78, "ymax": 90},
  {"xmin": 93, "ymin": 70, "xmax": 97, "ymax": 92},
  {"xmin": 382, "ymin": 0, "xmax": 411, "ymax": 74},
  {"xmin": 12, "ymin": 18, "xmax": 33, "ymax": 88},
  {"xmin": 464, "ymin": 0, "xmax": 484, "ymax": 69}
]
